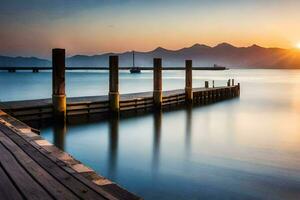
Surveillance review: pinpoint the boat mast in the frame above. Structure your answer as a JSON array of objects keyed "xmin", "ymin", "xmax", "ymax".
[{"xmin": 132, "ymin": 50, "xmax": 135, "ymax": 67}]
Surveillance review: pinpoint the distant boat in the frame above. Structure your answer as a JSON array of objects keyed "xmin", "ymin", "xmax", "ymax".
[
  {"xmin": 214, "ymin": 64, "xmax": 222, "ymax": 68},
  {"xmin": 130, "ymin": 51, "xmax": 141, "ymax": 73},
  {"xmin": 213, "ymin": 64, "xmax": 228, "ymax": 70}
]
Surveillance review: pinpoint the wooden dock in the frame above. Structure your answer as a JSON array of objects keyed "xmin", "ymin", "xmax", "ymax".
[
  {"xmin": 0, "ymin": 50, "xmax": 241, "ymax": 199},
  {"xmin": 0, "ymin": 85, "xmax": 239, "ymax": 200},
  {"xmin": 0, "ymin": 86, "xmax": 240, "ymax": 122},
  {"xmin": 0, "ymin": 110, "xmax": 140, "ymax": 200}
]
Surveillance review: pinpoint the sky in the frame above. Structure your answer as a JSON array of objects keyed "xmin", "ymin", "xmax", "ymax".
[{"xmin": 1, "ymin": 0, "xmax": 300, "ymax": 58}]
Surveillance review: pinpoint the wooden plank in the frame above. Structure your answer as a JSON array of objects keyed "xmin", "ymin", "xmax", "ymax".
[
  {"xmin": 0, "ymin": 165, "xmax": 24, "ymax": 200},
  {"xmin": 120, "ymin": 104, "xmax": 153, "ymax": 111},
  {"xmin": 1, "ymin": 99, "xmax": 52, "ymax": 110},
  {"xmin": 163, "ymin": 96, "xmax": 185, "ymax": 102},
  {"xmin": 120, "ymin": 97, "xmax": 153, "ymax": 103},
  {"xmin": 68, "ymin": 96, "xmax": 108, "ymax": 104},
  {"xmin": 31, "ymin": 143, "xmax": 120, "ymax": 200},
  {"xmin": 0, "ymin": 142, "xmax": 53, "ymax": 200},
  {"xmin": 162, "ymin": 101, "xmax": 185, "ymax": 106},
  {"xmin": 67, "ymin": 104, "xmax": 108, "ymax": 111},
  {"xmin": 12, "ymin": 108, "xmax": 52, "ymax": 115},
  {"xmin": 67, "ymin": 101, "xmax": 109, "ymax": 106},
  {"xmin": 67, "ymin": 109, "xmax": 108, "ymax": 116},
  {"xmin": 120, "ymin": 99, "xmax": 153, "ymax": 105},
  {"xmin": 163, "ymin": 98, "xmax": 186, "ymax": 104},
  {"xmin": 16, "ymin": 114, "xmax": 52, "ymax": 121},
  {"xmin": 0, "ymin": 124, "xmax": 111, "ymax": 200},
  {"xmin": 102, "ymin": 184, "xmax": 141, "ymax": 200},
  {"xmin": 89, "ymin": 108, "xmax": 110, "ymax": 114},
  {"xmin": 120, "ymin": 100, "xmax": 153, "ymax": 107},
  {"xmin": 88, "ymin": 103, "xmax": 109, "ymax": 108},
  {"xmin": 0, "ymin": 131, "xmax": 80, "ymax": 200}
]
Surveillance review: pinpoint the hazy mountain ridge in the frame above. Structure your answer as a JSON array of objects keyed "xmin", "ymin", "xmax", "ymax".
[
  {"xmin": 1, "ymin": 43, "xmax": 300, "ymax": 68},
  {"xmin": 0, "ymin": 56, "xmax": 51, "ymax": 67}
]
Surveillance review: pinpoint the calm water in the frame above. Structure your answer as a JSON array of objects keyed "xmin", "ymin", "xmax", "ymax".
[{"xmin": 2, "ymin": 70, "xmax": 300, "ymax": 199}]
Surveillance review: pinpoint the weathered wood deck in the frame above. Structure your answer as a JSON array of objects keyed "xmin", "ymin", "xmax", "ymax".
[
  {"xmin": 0, "ymin": 110, "xmax": 140, "ymax": 200},
  {"xmin": 0, "ymin": 86, "xmax": 240, "ymax": 121}
]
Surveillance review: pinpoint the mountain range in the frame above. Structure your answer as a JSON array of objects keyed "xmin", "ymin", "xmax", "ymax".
[{"xmin": 1, "ymin": 43, "xmax": 300, "ymax": 69}]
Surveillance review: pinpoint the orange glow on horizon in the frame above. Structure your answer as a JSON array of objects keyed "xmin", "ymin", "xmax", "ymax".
[{"xmin": 1, "ymin": 1, "xmax": 300, "ymax": 58}]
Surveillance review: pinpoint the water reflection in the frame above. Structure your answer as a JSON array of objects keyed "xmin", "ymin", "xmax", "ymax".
[
  {"xmin": 108, "ymin": 115, "xmax": 119, "ymax": 179},
  {"xmin": 152, "ymin": 111, "xmax": 162, "ymax": 172},
  {"xmin": 185, "ymin": 105, "xmax": 192, "ymax": 156},
  {"xmin": 48, "ymin": 105, "xmax": 198, "ymax": 179},
  {"xmin": 26, "ymin": 70, "xmax": 300, "ymax": 199},
  {"xmin": 225, "ymin": 100, "xmax": 237, "ymax": 146},
  {"xmin": 53, "ymin": 122, "xmax": 67, "ymax": 150}
]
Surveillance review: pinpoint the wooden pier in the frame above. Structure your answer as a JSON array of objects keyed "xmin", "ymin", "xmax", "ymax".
[
  {"xmin": 0, "ymin": 48, "xmax": 240, "ymax": 199},
  {"xmin": 0, "ymin": 110, "xmax": 140, "ymax": 200},
  {"xmin": 0, "ymin": 86, "xmax": 240, "ymax": 122},
  {"xmin": 0, "ymin": 51, "xmax": 240, "ymax": 122}
]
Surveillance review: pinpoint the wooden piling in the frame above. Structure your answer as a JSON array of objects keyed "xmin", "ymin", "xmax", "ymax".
[
  {"xmin": 185, "ymin": 60, "xmax": 193, "ymax": 103},
  {"xmin": 153, "ymin": 58, "xmax": 162, "ymax": 108},
  {"xmin": 205, "ymin": 81, "xmax": 209, "ymax": 88},
  {"xmin": 109, "ymin": 56, "xmax": 120, "ymax": 113},
  {"xmin": 232, "ymin": 79, "xmax": 235, "ymax": 86},
  {"xmin": 52, "ymin": 48, "xmax": 66, "ymax": 122}
]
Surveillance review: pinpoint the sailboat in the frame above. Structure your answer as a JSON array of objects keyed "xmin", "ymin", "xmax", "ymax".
[{"xmin": 130, "ymin": 51, "xmax": 141, "ymax": 73}]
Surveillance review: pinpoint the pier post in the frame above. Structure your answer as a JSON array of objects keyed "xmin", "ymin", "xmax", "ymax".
[
  {"xmin": 52, "ymin": 48, "xmax": 66, "ymax": 122},
  {"xmin": 232, "ymin": 79, "xmax": 235, "ymax": 86},
  {"xmin": 185, "ymin": 60, "xmax": 193, "ymax": 103},
  {"xmin": 153, "ymin": 58, "xmax": 162, "ymax": 108},
  {"xmin": 109, "ymin": 56, "xmax": 120, "ymax": 113},
  {"xmin": 205, "ymin": 81, "xmax": 209, "ymax": 88},
  {"xmin": 227, "ymin": 79, "xmax": 231, "ymax": 86}
]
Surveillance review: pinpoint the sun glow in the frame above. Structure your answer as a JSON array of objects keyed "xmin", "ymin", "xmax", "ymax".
[{"xmin": 296, "ymin": 43, "xmax": 300, "ymax": 49}]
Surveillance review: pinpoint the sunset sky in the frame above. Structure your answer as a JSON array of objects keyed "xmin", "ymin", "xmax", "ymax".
[{"xmin": 1, "ymin": 0, "xmax": 300, "ymax": 58}]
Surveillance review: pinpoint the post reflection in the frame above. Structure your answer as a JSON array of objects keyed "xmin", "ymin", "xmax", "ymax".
[
  {"xmin": 108, "ymin": 115, "xmax": 119, "ymax": 179},
  {"xmin": 185, "ymin": 105, "xmax": 193, "ymax": 156},
  {"xmin": 53, "ymin": 122, "xmax": 67, "ymax": 150},
  {"xmin": 225, "ymin": 101, "xmax": 237, "ymax": 145},
  {"xmin": 152, "ymin": 110, "xmax": 162, "ymax": 172}
]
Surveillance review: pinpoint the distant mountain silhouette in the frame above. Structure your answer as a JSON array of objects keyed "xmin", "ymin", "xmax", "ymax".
[
  {"xmin": 0, "ymin": 56, "xmax": 51, "ymax": 67},
  {"xmin": 1, "ymin": 43, "xmax": 300, "ymax": 68}
]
